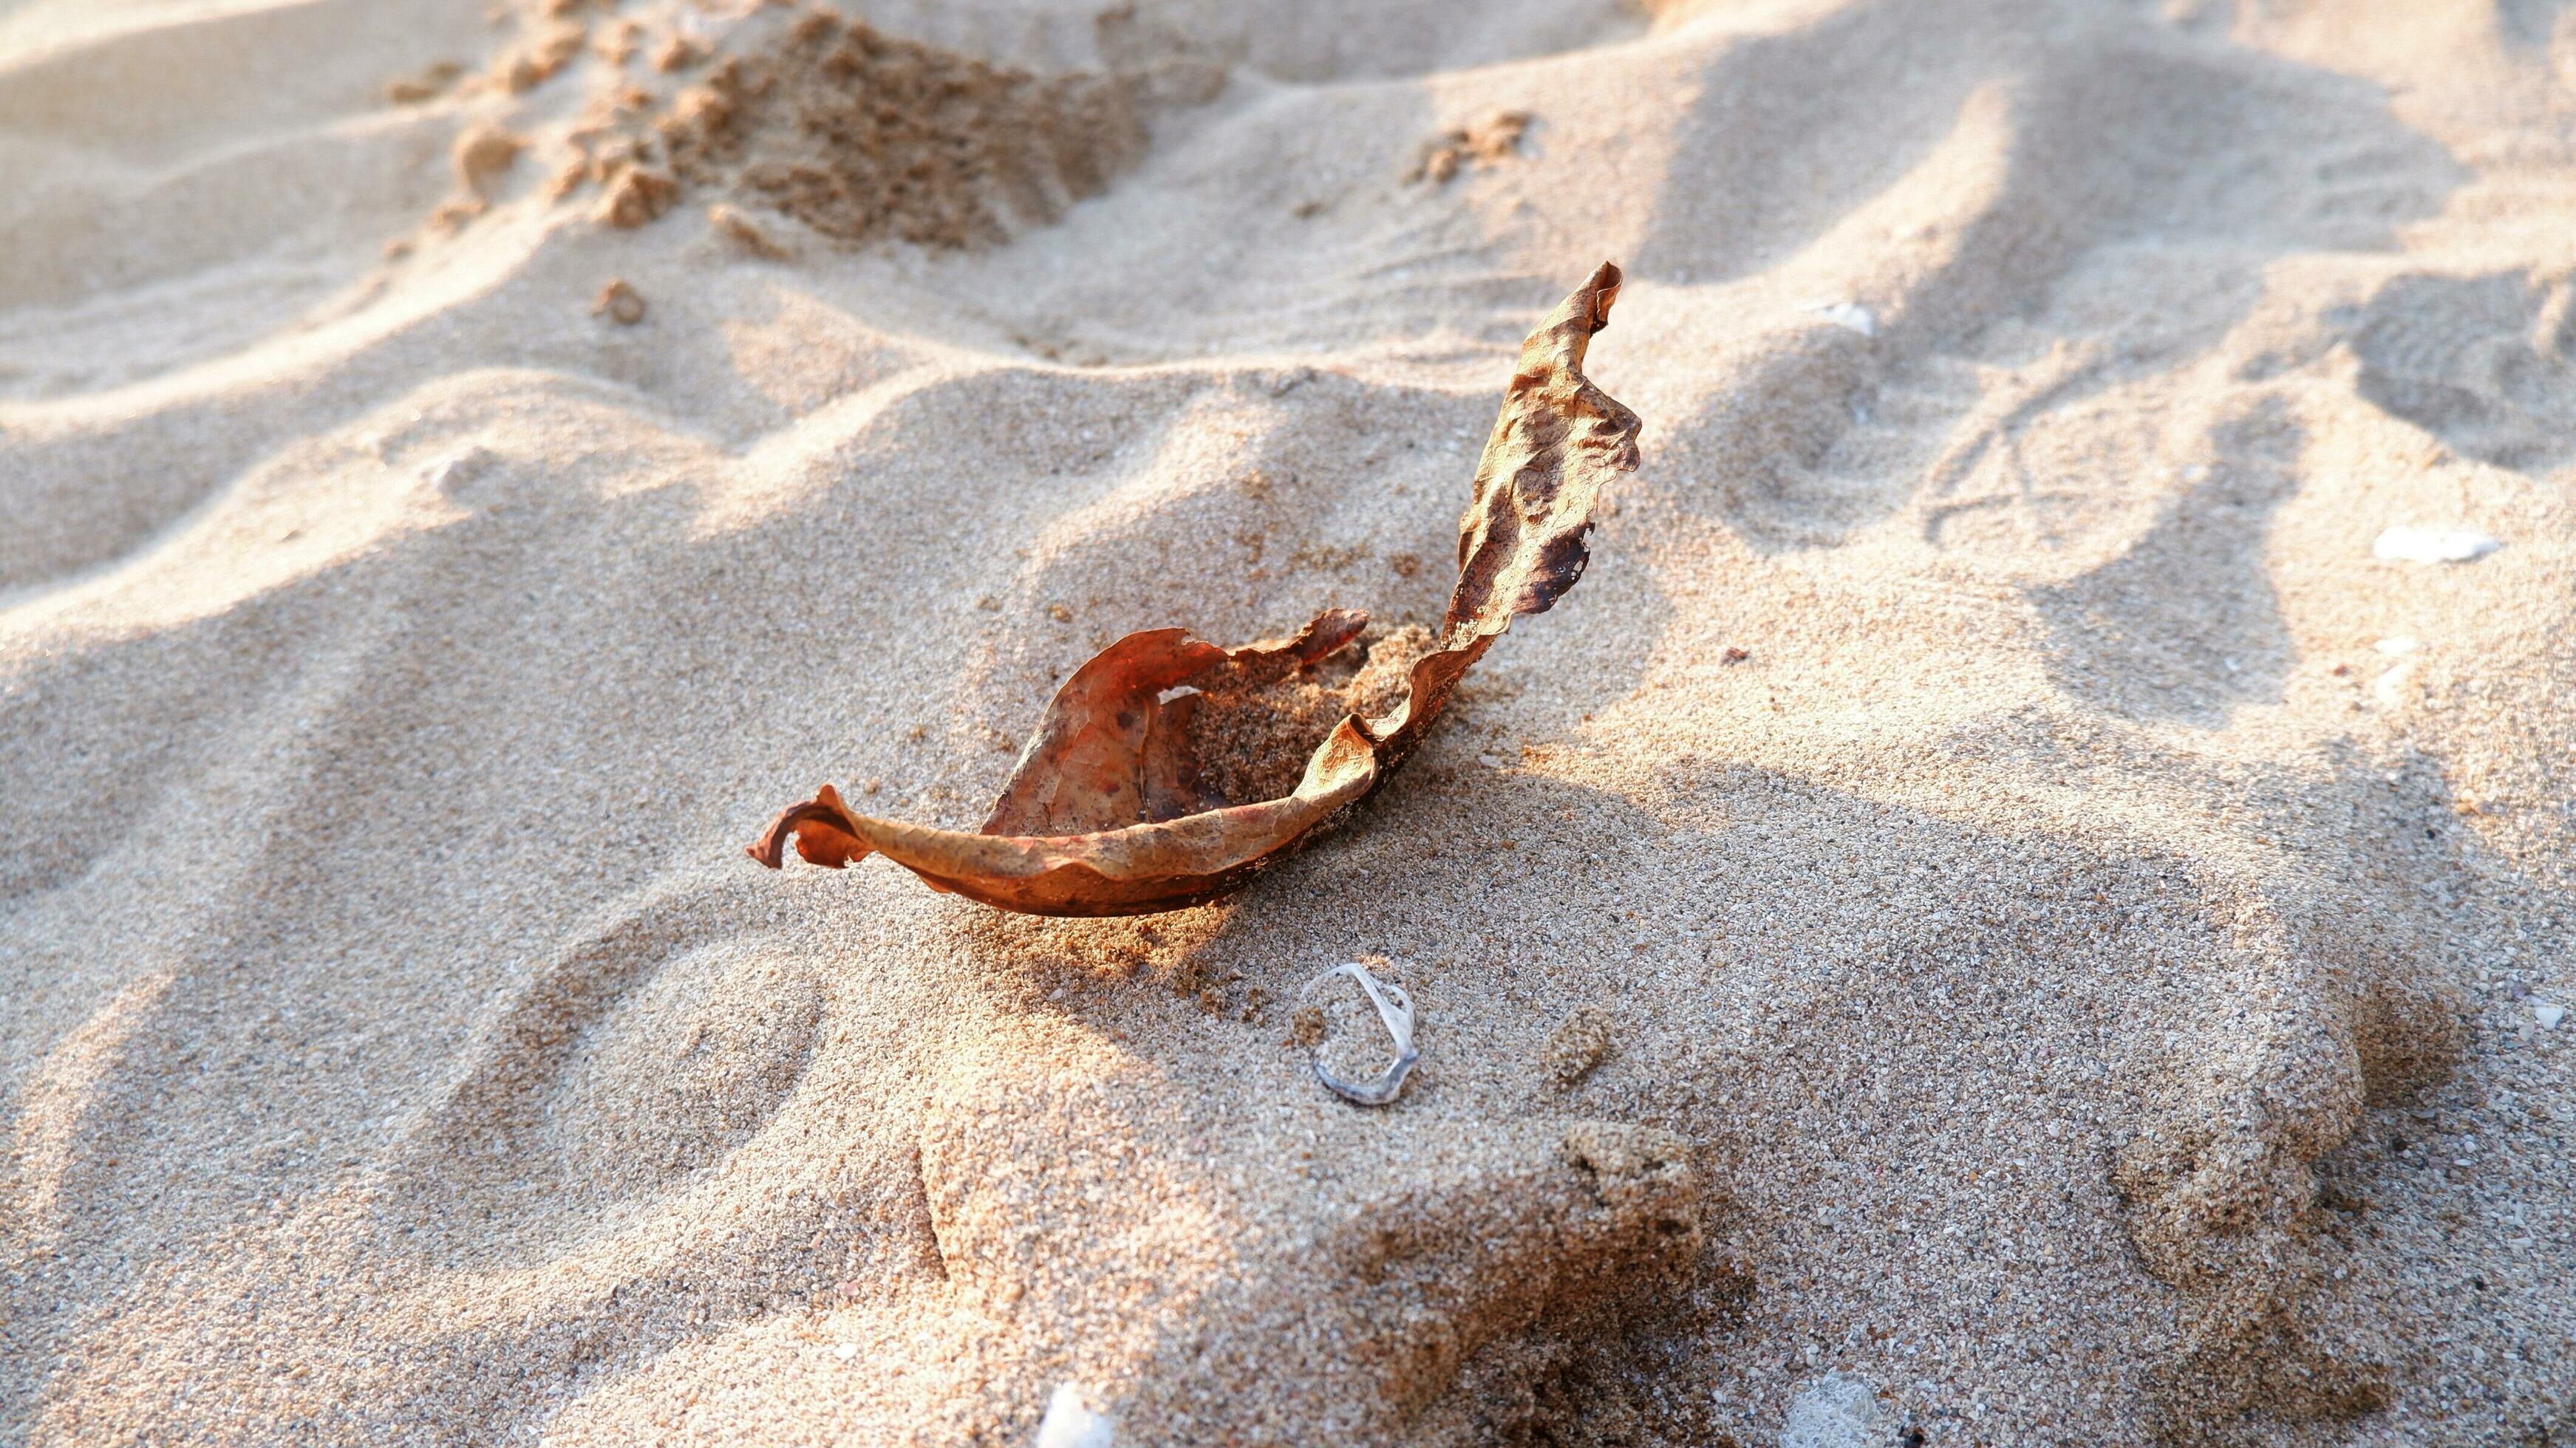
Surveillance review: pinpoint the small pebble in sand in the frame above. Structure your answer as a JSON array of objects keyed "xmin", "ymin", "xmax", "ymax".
[
  {"xmin": 1542, "ymin": 1005, "xmax": 1613, "ymax": 1088},
  {"xmin": 655, "ymin": 33, "xmax": 706, "ymax": 72},
  {"xmin": 593, "ymin": 18, "xmax": 643, "ymax": 66},
  {"xmin": 2374, "ymin": 526, "xmax": 2501, "ymax": 564},
  {"xmin": 428, "ymin": 198, "xmax": 485, "ymax": 232},
  {"xmin": 384, "ymin": 61, "xmax": 463, "ymax": 106},
  {"xmin": 502, "ymin": 21, "xmax": 587, "ymax": 93},
  {"xmin": 595, "ymin": 166, "xmax": 678, "ymax": 228},
  {"xmin": 2538, "ymin": 1003, "xmax": 2567, "ymax": 1030},
  {"xmin": 452, "ymin": 126, "xmax": 524, "ymax": 197},
  {"xmin": 709, "ymin": 203, "xmax": 791, "ymax": 259},
  {"xmin": 594, "ymin": 279, "xmax": 646, "ymax": 325}
]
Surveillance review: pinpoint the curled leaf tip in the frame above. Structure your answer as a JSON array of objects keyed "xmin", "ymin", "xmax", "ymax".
[
  {"xmin": 1446, "ymin": 261, "xmax": 1643, "ymax": 641},
  {"xmin": 1579, "ymin": 260, "xmax": 1621, "ymax": 331},
  {"xmin": 749, "ymin": 783, "xmax": 870, "ymax": 870},
  {"xmin": 746, "ymin": 263, "xmax": 1642, "ymax": 915}
]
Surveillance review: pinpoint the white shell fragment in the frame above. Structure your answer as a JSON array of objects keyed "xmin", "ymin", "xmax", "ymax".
[
  {"xmin": 2538, "ymin": 1003, "xmax": 2567, "ymax": 1031},
  {"xmin": 2374, "ymin": 527, "xmax": 2501, "ymax": 564},
  {"xmin": 1301, "ymin": 962, "xmax": 1420, "ymax": 1107},
  {"xmin": 2373, "ymin": 659, "xmax": 2417, "ymax": 707},
  {"xmin": 1035, "ymin": 1384, "xmax": 1114, "ymax": 1448},
  {"xmin": 1802, "ymin": 298, "xmax": 1878, "ymax": 337}
]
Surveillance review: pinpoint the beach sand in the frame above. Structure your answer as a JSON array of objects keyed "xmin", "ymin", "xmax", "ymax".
[{"xmin": 3, "ymin": 0, "xmax": 2572, "ymax": 1443}]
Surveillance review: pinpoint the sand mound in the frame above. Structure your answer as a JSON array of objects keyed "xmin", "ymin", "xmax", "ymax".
[
  {"xmin": 547, "ymin": 8, "xmax": 1148, "ymax": 249},
  {"xmin": 4, "ymin": 0, "xmax": 2574, "ymax": 1444},
  {"xmin": 657, "ymin": 12, "xmax": 1142, "ymax": 248}
]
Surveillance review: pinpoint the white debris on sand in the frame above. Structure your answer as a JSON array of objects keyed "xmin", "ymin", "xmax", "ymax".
[
  {"xmin": 1782, "ymin": 1373, "xmax": 1895, "ymax": 1448},
  {"xmin": 2374, "ymin": 659, "xmax": 2418, "ymax": 707},
  {"xmin": 1035, "ymin": 1384, "xmax": 1114, "ymax": 1448},
  {"xmin": 1802, "ymin": 298, "xmax": 1878, "ymax": 336},
  {"xmin": 2374, "ymin": 527, "xmax": 2502, "ymax": 564}
]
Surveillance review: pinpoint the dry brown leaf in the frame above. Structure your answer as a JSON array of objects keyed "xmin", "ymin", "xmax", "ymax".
[{"xmin": 747, "ymin": 262, "xmax": 1642, "ymax": 915}]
